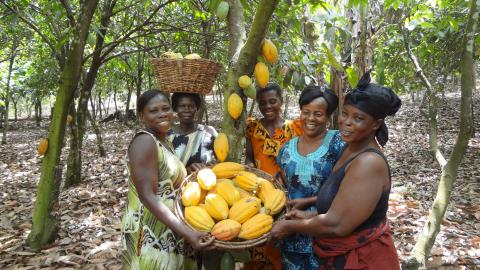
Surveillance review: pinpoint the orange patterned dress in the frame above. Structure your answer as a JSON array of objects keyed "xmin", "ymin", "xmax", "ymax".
[{"xmin": 243, "ymin": 117, "xmax": 302, "ymax": 270}]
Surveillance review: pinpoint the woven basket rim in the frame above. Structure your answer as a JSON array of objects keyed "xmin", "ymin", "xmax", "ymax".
[
  {"xmin": 149, "ymin": 58, "xmax": 223, "ymax": 94},
  {"xmin": 174, "ymin": 166, "xmax": 288, "ymax": 250}
]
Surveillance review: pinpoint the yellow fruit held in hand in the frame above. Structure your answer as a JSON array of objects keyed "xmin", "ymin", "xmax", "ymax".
[
  {"xmin": 238, "ymin": 75, "xmax": 252, "ymax": 89},
  {"xmin": 254, "ymin": 62, "xmax": 269, "ymax": 88},
  {"xmin": 37, "ymin": 138, "xmax": 48, "ymax": 156},
  {"xmin": 264, "ymin": 188, "xmax": 286, "ymax": 215},
  {"xmin": 227, "ymin": 93, "xmax": 243, "ymax": 120},
  {"xmin": 205, "ymin": 194, "xmax": 229, "ymax": 221},
  {"xmin": 261, "ymin": 39, "xmax": 278, "ymax": 64},
  {"xmin": 211, "ymin": 219, "xmax": 241, "ymax": 241},
  {"xmin": 214, "ymin": 133, "xmax": 229, "ymax": 162},
  {"xmin": 197, "ymin": 168, "xmax": 217, "ymax": 191},
  {"xmin": 185, "ymin": 206, "xmax": 215, "ymax": 232},
  {"xmin": 238, "ymin": 213, "xmax": 273, "ymax": 240},
  {"xmin": 182, "ymin": 182, "xmax": 202, "ymax": 206}
]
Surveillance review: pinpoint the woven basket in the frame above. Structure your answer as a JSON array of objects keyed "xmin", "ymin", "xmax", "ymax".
[
  {"xmin": 174, "ymin": 166, "xmax": 288, "ymax": 250},
  {"xmin": 150, "ymin": 58, "xmax": 223, "ymax": 94}
]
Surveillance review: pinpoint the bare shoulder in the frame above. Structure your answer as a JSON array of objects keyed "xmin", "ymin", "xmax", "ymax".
[
  {"xmin": 128, "ymin": 134, "xmax": 156, "ymax": 158},
  {"xmin": 347, "ymin": 151, "xmax": 389, "ymax": 181}
]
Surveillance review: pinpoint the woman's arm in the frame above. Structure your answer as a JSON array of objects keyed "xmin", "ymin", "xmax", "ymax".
[
  {"xmin": 128, "ymin": 134, "xmax": 214, "ymax": 250},
  {"xmin": 271, "ymin": 152, "xmax": 389, "ymax": 239}
]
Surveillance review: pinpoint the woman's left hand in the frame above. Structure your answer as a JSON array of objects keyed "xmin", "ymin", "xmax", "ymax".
[
  {"xmin": 269, "ymin": 220, "xmax": 291, "ymax": 240},
  {"xmin": 187, "ymin": 163, "xmax": 206, "ymax": 173}
]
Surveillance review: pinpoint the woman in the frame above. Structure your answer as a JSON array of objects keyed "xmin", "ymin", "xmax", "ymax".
[
  {"xmin": 168, "ymin": 92, "xmax": 218, "ymax": 173},
  {"xmin": 243, "ymin": 83, "xmax": 302, "ymax": 270},
  {"xmin": 275, "ymin": 85, "xmax": 345, "ymax": 270},
  {"xmin": 270, "ymin": 72, "xmax": 401, "ymax": 269},
  {"xmin": 122, "ymin": 90, "xmax": 214, "ymax": 270}
]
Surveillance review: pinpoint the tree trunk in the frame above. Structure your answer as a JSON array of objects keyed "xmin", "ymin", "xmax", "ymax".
[
  {"xmin": 26, "ymin": 0, "xmax": 99, "ymax": 249},
  {"xmin": 88, "ymin": 110, "xmax": 106, "ymax": 156},
  {"xmin": 13, "ymin": 100, "xmax": 17, "ymax": 122},
  {"xmin": 330, "ymin": 68, "xmax": 344, "ymax": 129},
  {"xmin": 35, "ymin": 97, "xmax": 42, "ymax": 127},
  {"xmin": 222, "ymin": 0, "xmax": 279, "ymax": 162},
  {"xmin": 403, "ymin": 0, "xmax": 477, "ymax": 268},
  {"xmin": 64, "ymin": 103, "xmax": 81, "ymax": 189},
  {"xmin": 1, "ymin": 41, "xmax": 17, "ymax": 145}
]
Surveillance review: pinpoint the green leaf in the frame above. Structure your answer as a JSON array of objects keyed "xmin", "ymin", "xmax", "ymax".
[
  {"xmin": 229, "ymin": 250, "xmax": 251, "ymax": 263},
  {"xmin": 208, "ymin": 0, "xmax": 222, "ymax": 12},
  {"xmin": 346, "ymin": 66, "xmax": 359, "ymax": 88},
  {"xmin": 322, "ymin": 44, "xmax": 343, "ymax": 71}
]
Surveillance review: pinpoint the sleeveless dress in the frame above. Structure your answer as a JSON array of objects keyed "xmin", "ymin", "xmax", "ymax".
[
  {"xmin": 122, "ymin": 130, "xmax": 197, "ymax": 270},
  {"xmin": 315, "ymin": 148, "xmax": 400, "ymax": 269}
]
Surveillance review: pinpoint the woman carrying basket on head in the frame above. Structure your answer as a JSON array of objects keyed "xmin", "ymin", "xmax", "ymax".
[
  {"xmin": 168, "ymin": 92, "xmax": 218, "ymax": 174},
  {"xmin": 122, "ymin": 90, "xmax": 215, "ymax": 270}
]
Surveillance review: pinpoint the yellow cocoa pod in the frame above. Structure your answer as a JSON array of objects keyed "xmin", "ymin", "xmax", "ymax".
[
  {"xmin": 185, "ymin": 53, "xmax": 201, "ymax": 59},
  {"xmin": 254, "ymin": 62, "xmax": 269, "ymax": 88},
  {"xmin": 261, "ymin": 39, "xmax": 278, "ymax": 64},
  {"xmin": 217, "ymin": 181, "xmax": 241, "ymax": 206},
  {"xmin": 212, "ymin": 162, "xmax": 244, "ymax": 179},
  {"xmin": 197, "ymin": 168, "xmax": 217, "ymax": 191},
  {"xmin": 238, "ymin": 75, "xmax": 252, "ymax": 89},
  {"xmin": 211, "ymin": 219, "xmax": 241, "ymax": 241},
  {"xmin": 37, "ymin": 138, "xmax": 49, "ymax": 156},
  {"xmin": 214, "ymin": 133, "xmax": 229, "ymax": 162},
  {"xmin": 264, "ymin": 188, "xmax": 286, "ymax": 215},
  {"xmin": 185, "ymin": 206, "xmax": 215, "ymax": 232},
  {"xmin": 257, "ymin": 178, "xmax": 275, "ymax": 203},
  {"xmin": 238, "ymin": 213, "xmax": 273, "ymax": 240},
  {"xmin": 205, "ymin": 194, "xmax": 229, "ymax": 221},
  {"xmin": 228, "ymin": 197, "xmax": 260, "ymax": 224},
  {"xmin": 236, "ymin": 187, "xmax": 253, "ymax": 199},
  {"xmin": 66, "ymin": 115, "xmax": 73, "ymax": 125},
  {"xmin": 227, "ymin": 93, "xmax": 243, "ymax": 120},
  {"xmin": 234, "ymin": 171, "xmax": 259, "ymax": 192},
  {"xmin": 217, "ymin": 178, "xmax": 234, "ymax": 185},
  {"xmin": 182, "ymin": 182, "xmax": 202, "ymax": 207}
]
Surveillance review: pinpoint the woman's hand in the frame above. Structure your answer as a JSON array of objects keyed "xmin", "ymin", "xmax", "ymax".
[
  {"xmin": 285, "ymin": 209, "xmax": 316, "ymax": 220},
  {"xmin": 269, "ymin": 220, "xmax": 291, "ymax": 240},
  {"xmin": 185, "ymin": 230, "xmax": 215, "ymax": 251},
  {"xmin": 288, "ymin": 198, "xmax": 310, "ymax": 210},
  {"xmin": 187, "ymin": 163, "xmax": 206, "ymax": 174}
]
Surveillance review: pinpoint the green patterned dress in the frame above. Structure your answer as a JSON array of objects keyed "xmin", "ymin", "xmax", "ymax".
[{"xmin": 122, "ymin": 130, "xmax": 197, "ymax": 270}]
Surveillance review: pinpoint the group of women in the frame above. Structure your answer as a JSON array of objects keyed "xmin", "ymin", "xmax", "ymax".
[{"xmin": 121, "ymin": 71, "xmax": 402, "ymax": 270}]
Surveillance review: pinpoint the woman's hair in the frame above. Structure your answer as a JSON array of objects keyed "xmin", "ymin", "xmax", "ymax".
[
  {"xmin": 298, "ymin": 85, "xmax": 339, "ymax": 116},
  {"xmin": 171, "ymin": 92, "xmax": 201, "ymax": 111},
  {"xmin": 256, "ymin": 82, "xmax": 283, "ymax": 102},
  {"xmin": 344, "ymin": 71, "xmax": 402, "ymax": 146},
  {"xmin": 136, "ymin": 89, "xmax": 170, "ymax": 114}
]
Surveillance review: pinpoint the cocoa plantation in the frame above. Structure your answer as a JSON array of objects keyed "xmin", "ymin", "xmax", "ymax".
[{"xmin": 0, "ymin": 0, "xmax": 479, "ymax": 269}]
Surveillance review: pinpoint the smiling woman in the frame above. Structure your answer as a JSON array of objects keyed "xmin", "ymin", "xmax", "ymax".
[
  {"xmin": 274, "ymin": 85, "xmax": 345, "ymax": 270},
  {"xmin": 122, "ymin": 90, "xmax": 215, "ymax": 270}
]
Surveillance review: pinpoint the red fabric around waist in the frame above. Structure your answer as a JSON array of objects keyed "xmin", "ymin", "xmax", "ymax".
[{"xmin": 313, "ymin": 220, "xmax": 400, "ymax": 270}]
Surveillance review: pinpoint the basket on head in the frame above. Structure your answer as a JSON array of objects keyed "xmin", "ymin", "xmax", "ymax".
[
  {"xmin": 173, "ymin": 166, "xmax": 288, "ymax": 250},
  {"xmin": 149, "ymin": 58, "xmax": 223, "ymax": 94}
]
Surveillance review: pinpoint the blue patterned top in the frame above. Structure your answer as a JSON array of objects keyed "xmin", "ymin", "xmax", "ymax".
[{"xmin": 276, "ymin": 130, "xmax": 345, "ymax": 253}]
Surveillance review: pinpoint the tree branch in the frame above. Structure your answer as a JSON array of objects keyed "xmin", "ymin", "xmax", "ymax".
[{"xmin": 58, "ymin": 0, "xmax": 75, "ymax": 27}]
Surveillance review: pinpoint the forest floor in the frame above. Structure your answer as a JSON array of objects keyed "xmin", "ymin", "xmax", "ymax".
[{"xmin": 0, "ymin": 91, "xmax": 479, "ymax": 270}]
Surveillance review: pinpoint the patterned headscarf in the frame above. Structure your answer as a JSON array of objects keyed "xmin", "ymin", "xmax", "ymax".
[{"xmin": 344, "ymin": 71, "xmax": 401, "ymax": 146}]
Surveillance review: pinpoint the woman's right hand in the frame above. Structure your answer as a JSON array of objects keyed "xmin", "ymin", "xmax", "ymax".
[
  {"xmin": 185, "ymin": 230, "xmax": 215, "ymax": 251},
  {"xmin": 288, "ymin": 198, "xmax": 309, "ymax": 210},
  {"xmin": 285, "ymin": 209, "xmax": 316, "ymax": 220}
]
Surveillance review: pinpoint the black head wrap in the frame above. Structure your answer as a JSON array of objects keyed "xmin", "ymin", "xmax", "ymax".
[
  {"xmin": 344, "ymin": 71, "xmax": 401, "ymax": 146},
  {"xmin": 299, "ymin": 85, "xmax": 339, "ymax": 116}
]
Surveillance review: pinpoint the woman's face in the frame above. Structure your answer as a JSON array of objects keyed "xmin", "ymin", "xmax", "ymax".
[
  {"xmin": 141, "ymin": 95, "xmax": 174, "ymax": 135},
  {"xmin": 338, "ymin": 104, "xmax": 380, "ymax": 143},
  {"xmin": 258, "ymin": 89, "xmax": 282, "ymax": 121},
  {"xmin": 300, "ymin": 97, "xmax": 329, "ymax": 138},
  {"xmin": 175, "ymin": 96, "xmax": 198, "ymax": 125}
]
